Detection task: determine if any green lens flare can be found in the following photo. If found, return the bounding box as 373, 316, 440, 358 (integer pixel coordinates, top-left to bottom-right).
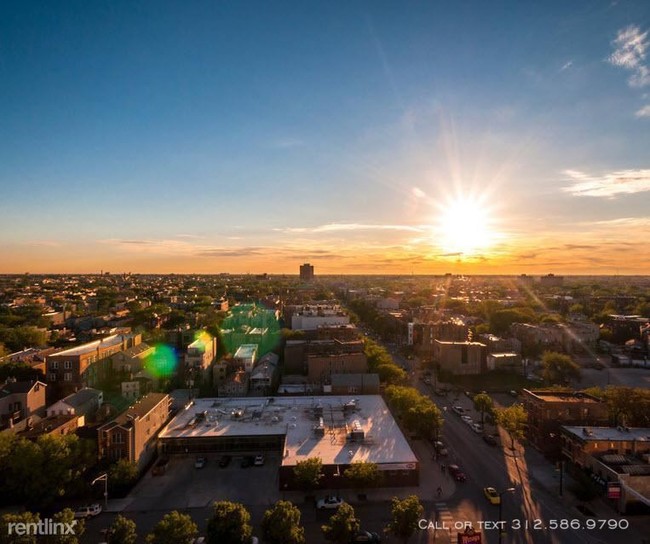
146, 344, 178, 378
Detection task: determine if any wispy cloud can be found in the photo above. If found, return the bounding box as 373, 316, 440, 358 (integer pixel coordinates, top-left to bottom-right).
274, 223, 426, 234
270, 137, 305, 149
608, 25, 650, 88
635, 104, 650, 117
562, 168, 650, 197
559, 60, 573, 72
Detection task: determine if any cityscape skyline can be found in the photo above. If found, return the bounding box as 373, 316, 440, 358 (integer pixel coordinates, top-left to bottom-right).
1, 2, 649, 275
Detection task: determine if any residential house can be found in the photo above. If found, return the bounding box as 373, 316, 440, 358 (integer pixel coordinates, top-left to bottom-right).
0, 379, 46, 431
46, 387, 103, 425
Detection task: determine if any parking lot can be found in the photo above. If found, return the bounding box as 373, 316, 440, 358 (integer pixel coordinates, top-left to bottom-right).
124, 453, 282, 512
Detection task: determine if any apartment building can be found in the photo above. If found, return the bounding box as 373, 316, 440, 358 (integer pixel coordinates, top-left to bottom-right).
97, 392, 171, 471
433, 340, 487, 375
523, 389, 609, 459
46, 333, 141, 401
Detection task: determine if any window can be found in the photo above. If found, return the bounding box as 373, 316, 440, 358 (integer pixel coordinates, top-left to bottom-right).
64, 373, 72, 382
64, 361, 72, 369
113, 433, 124, 444
49, 373, 57, 382
51, 362, 59, 370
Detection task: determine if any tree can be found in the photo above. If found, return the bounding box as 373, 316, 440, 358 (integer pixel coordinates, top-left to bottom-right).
376, 364, 407, 385
261, 501, 305, 544
105, 515, 137, 544
0, 511, 40, 544
145, 511, 198, 544
206, 501, 252, 544
108, 459, 139, 495
541, 352, 581, 385
387, 495, 424, 544
495, 404, 528, 450
292, 457, 323, 494
473, 393, 494, 425
343, 462, 382, 495
321, 503, 359, 543
44, 508, 85, 544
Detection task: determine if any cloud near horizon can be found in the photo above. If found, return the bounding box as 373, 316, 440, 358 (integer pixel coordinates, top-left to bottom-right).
562, 169, 650, 197
274, 223, 427, 234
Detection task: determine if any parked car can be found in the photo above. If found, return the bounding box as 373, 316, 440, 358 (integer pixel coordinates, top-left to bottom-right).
452, 406, 464, 415
254, 455, 265, 466
471, 423, 483, 434
483, 434, 498, 446
461, 415, 473, 425
423, 378, 431, 385
194, 456, 207, 469
219, 455, 232, 468
316, 495, 344, 510
351, 530, 381, 542
74, 504, 102, 519
483, 486, 500, 505
433, 441, 448, 456
448, 464, 467, 482
240, 456, 254, 468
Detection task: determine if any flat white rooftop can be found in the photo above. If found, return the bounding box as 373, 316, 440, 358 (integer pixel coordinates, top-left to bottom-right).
563, 426, 650, 442
159, 395, 417, 468
234, 344, 258, 359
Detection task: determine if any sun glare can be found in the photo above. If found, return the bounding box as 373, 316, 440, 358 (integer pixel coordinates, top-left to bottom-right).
435, 196, 496, 256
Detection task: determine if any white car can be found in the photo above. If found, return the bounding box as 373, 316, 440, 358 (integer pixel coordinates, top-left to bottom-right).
452, 406, 464, 415
74, 504, 102, 519
461, 415, 473, 425
316, 495, 344, 510
471, 423, 483, 434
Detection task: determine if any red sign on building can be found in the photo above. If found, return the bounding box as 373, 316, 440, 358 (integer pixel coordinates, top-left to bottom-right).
607, 482, 621, 499
458, 529, 482, 544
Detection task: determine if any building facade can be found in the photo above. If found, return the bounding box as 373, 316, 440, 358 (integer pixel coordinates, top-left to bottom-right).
97, 392, 171, 471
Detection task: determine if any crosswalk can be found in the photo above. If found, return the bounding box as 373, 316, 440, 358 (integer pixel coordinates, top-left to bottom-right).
435, 501, 454, 530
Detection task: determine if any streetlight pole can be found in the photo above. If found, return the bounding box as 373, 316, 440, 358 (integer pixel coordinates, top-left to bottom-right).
92, 473, 108, 510
498, 487, 516, 544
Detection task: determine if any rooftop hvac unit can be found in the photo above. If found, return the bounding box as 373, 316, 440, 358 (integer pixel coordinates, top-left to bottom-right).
314, 417, 325, 437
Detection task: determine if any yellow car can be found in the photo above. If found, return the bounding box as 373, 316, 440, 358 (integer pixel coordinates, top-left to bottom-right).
483, 487, 500, 505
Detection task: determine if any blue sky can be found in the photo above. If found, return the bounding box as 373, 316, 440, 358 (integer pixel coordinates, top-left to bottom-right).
1, 1, 648, 273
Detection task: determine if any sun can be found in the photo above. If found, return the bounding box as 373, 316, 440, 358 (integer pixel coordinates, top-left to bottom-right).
435, 196, 496, 256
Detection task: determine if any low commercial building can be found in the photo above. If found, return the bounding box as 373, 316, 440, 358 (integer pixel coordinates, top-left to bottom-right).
158, 395, 418, 490
561, 426, 650, 514
487, 352, 521, 371
307, 340, 367, 384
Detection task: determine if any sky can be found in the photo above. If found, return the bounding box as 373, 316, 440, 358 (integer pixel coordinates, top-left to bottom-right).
0, 1, 648, 275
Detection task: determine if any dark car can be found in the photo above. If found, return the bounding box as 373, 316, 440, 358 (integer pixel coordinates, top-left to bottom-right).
351, 530, 381, 543
219, 455, 232, 468
240, 456, 253, 468
448, 464, 467, 482
483, 434, 498, 446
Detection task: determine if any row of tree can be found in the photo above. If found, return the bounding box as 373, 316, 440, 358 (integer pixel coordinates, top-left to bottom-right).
384, 385, 444, 440
44, 495, 425, 544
